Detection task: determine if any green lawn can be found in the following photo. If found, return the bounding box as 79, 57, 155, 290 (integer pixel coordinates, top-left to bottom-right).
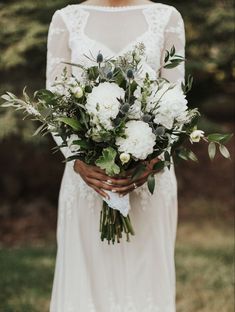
0, 222, 234, 312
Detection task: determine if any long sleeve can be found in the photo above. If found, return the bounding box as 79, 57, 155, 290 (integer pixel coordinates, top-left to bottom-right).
46, 11, 71, 158
160, 8, 186, 85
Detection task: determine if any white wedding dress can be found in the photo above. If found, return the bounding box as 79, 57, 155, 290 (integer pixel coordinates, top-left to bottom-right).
46, 2, 185, 312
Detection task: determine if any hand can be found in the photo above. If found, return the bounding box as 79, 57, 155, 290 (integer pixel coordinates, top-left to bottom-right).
73, 159, 132, 199
113, 157, 160, 197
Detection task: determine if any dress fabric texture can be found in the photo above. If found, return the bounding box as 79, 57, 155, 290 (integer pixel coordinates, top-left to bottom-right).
46, 3, 185, 312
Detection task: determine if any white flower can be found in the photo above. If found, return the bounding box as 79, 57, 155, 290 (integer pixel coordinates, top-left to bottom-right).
72, 86, 83, 98
86, 82, 125, 130
116, 120, 155, 160
153, 83, 188, 129
120, 153, 130, 164
190, 129, 205, 143
67, 134, 80, 153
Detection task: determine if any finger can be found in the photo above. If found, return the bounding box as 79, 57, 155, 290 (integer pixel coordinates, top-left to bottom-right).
106, 177, 133, 186
92, 186, 110, 200
119, 178, 149, 196
86, 181, 110, 199
86, 177, 115, 192
87, 171, 112, 182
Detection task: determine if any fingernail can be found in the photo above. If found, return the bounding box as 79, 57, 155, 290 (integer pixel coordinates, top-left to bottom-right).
119, 194, 123, 198
111, 189, 117, 193
107, 180, 112, 184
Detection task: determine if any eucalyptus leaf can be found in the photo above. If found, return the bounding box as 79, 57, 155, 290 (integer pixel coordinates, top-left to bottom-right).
153, 160, 165, 172
147, 174, 155, 195
57, 117, 82, 131
208, 142, 216, 160
219, 145, 230, 159
188, 151, 198, 162
131, 163, 146, 180
207, 133, 233, 144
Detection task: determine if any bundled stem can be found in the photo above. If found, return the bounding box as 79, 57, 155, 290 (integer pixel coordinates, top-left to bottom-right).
100, 202, 135, 244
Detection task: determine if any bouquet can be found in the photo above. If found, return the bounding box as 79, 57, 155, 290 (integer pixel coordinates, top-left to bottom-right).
1, 43, 232, 244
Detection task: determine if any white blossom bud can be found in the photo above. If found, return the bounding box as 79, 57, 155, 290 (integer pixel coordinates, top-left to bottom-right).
120, 153, 130, 165
72, 86, 83, 99
190, 129, 205, 143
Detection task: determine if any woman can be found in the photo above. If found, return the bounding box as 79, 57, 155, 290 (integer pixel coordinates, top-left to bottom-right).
46, 0, 185, 311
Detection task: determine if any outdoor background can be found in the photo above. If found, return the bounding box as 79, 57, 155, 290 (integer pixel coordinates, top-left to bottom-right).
0, 0, 234, 311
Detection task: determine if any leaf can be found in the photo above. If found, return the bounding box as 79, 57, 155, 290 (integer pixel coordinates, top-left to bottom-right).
219, 145, 230, 159
164, 50, 170, 63
35, 89, 55, 101
153, 160, 165, 172
208, 142, 216, 160
95, 147, 120, 176
57, 117, 82, 131
147, 174, 155, 195
131, 163, 146, 180
188, 151, 198, 162
33, 123, 45, 136
1, 94, 12, 101
207, 133, 233, 144
73, 140, 91, 150
170, 45, 176, 57
178, 148, 190, 161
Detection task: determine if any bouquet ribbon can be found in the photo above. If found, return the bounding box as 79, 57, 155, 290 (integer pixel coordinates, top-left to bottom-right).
103, 192, 130, 217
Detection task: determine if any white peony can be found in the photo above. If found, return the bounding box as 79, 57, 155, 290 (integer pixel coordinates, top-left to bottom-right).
153, 83, 188, 129
86, 82, 125, 130
116, 120, 155, 160
190, 129, 205, 143
67, 134, 80, 153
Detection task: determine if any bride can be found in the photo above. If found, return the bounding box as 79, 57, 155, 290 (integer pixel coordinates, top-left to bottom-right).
46, 0, 185, 311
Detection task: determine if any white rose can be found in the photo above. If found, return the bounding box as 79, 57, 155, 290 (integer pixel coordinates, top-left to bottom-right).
67, 134, 80, 152
153, 83, 188, 129
86, 82, 125, 130
116, 120, 155, 160
190, 129, 205, 143
120, 153, 131, 164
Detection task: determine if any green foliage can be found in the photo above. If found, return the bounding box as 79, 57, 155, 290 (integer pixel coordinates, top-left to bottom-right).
95, 147, 120, 176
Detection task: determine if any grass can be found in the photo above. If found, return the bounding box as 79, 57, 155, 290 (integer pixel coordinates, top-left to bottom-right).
0, 221, 234, 312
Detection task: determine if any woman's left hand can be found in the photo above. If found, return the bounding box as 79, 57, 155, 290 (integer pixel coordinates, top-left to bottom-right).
108, 157, 160, 196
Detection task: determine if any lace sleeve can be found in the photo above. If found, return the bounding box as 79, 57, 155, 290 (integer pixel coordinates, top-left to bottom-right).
46, 10, 71, 158
160, 8, 185, 85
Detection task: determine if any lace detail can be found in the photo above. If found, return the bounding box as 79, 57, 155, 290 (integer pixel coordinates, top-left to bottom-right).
47, 51, 66, 76
58, 4, 173, 72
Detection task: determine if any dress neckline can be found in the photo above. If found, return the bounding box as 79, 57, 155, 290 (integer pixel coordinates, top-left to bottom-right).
77, 3, 157, 12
